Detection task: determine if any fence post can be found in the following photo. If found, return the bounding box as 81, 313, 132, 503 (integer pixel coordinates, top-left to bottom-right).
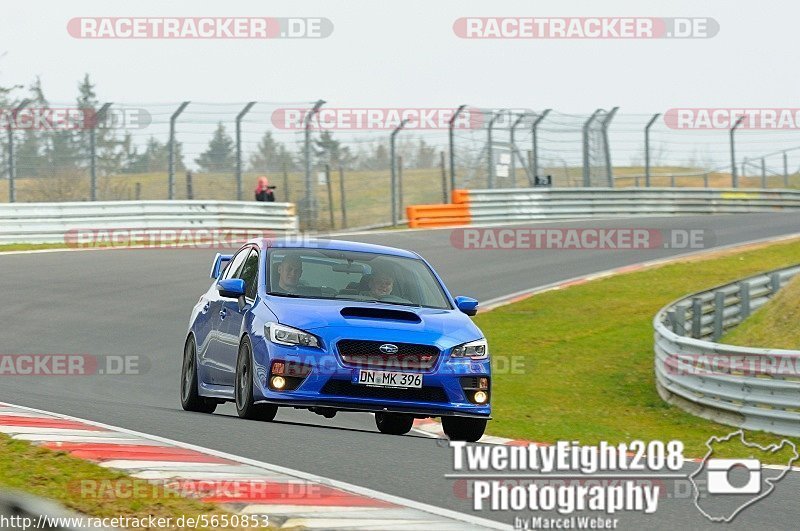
691, 297, 702, 338
783, 151, 789, 188
325, 164, 334, 229
703, 173, 709, 188
601, 107, 619, 187
582, 109, 602, 187
390, 118, 409, 226
487, 112, 502, 189
531, 109, 550, 186
235, 102, 256, 201
739, 281, 750, 319
185, 170, 193, 200
135, 182, 141, 200
89, 103, 112, 201
770, 272, 782, 294
440, 151, 448, 203
730, 116, 745, 188
282, 162, 290, 202
761, 157, 767, 188
6, 99, 30, 203
303, 100, 326, 230
712, 291, 725, 340
338, 166, 347, 228
673, 304, 687, 336
644, 113, 660, 188
448, 104, 467, 193
398, 155, 404, 216
168, 101, 190, 200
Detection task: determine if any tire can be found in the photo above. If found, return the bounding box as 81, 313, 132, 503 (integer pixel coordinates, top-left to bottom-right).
235, 336, 278, 421
181, 335, 217, 413
374, 412, 414, 435
442, 417, 487, 442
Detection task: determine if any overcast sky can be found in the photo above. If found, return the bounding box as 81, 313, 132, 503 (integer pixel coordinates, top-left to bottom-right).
1, 0, 797, 111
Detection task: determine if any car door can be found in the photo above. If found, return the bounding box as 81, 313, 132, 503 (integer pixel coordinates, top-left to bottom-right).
203, 246, 249, 385
217, 246, 260, 386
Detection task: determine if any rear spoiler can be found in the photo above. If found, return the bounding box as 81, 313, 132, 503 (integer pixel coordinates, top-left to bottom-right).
210, 253, 233, 279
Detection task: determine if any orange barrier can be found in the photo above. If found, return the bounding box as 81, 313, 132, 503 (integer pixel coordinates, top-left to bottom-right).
405, 203, 471, 228
451, 189, 469, 204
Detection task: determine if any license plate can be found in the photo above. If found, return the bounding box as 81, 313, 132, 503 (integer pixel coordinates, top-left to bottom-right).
354, 369, 422, 388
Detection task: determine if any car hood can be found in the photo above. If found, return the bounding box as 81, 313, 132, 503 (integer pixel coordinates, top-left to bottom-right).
264, 297, 483, 349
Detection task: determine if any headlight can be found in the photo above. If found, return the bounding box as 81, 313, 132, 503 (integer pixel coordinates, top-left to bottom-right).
451, 339, 488, 360
265, 322, 320, 348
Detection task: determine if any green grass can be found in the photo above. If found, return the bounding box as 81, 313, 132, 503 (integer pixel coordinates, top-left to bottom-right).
722, 274, 800, 349
476, 238, 800, 461
0, 434, 271, 530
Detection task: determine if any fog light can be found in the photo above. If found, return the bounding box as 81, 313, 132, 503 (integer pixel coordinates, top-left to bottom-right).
271, 376, 286, 390
272, 361, 285, 375
473, 391, 488, 404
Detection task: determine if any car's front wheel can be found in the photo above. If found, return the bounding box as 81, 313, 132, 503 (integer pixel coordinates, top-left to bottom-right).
181, 335, 217, 414
235, 336, 278, 421
442, 417, 486, 442
375, 412, 414, 435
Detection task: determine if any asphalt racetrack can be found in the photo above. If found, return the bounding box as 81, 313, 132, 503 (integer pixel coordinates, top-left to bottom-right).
1, 213, 799, 529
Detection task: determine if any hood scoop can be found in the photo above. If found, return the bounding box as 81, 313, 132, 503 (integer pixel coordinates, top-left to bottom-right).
340, 306, 421, 323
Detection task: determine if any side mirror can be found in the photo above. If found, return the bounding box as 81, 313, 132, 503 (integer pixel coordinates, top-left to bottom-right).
217, 278, 245, 299
454, 296, 479, 316
210, 253, 233, 279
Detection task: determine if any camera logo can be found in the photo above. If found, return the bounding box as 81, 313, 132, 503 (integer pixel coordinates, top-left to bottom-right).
690, 430, 798, 523
706, 459, 761, 494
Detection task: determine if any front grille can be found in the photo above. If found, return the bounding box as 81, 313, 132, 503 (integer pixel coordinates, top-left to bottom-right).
321, 379, 449, 403
337, 339, 439, 371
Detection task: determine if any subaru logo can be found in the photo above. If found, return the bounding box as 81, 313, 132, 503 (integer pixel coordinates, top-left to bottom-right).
379, 343, 399, 354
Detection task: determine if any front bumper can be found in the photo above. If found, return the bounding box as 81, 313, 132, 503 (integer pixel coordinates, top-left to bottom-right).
251, 337, 492, 418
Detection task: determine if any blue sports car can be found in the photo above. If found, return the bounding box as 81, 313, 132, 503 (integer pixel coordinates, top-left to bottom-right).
181, 238, 490, 441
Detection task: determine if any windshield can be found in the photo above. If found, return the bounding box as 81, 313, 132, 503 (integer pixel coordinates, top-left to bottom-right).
267, 248, 452, 310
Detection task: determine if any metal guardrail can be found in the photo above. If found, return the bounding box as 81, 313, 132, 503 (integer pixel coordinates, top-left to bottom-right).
462, 188, 800, 223
406, 188, 800, 227
0, 200, 298, 244
653, 264, 800, 437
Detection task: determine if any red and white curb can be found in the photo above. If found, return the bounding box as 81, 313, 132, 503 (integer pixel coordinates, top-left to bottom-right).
0, 402, 508, 530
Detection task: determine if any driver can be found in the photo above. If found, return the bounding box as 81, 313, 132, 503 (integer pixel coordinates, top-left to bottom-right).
276, 252, 303, 293
364, 263, 396, 299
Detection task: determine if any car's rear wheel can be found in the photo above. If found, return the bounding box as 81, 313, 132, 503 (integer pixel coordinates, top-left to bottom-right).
181, 335, 217, 413
374, 412, 414, 435
235, 337, 278, 421
442, 417, 487, 442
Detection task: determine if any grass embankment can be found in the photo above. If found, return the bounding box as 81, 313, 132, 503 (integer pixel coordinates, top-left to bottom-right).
0, 434, 270, 530
722, 274, 800, 349
477, 238, 800, 460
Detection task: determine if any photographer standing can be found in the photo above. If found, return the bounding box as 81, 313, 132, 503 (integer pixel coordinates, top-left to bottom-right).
254, 176, 275, 202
